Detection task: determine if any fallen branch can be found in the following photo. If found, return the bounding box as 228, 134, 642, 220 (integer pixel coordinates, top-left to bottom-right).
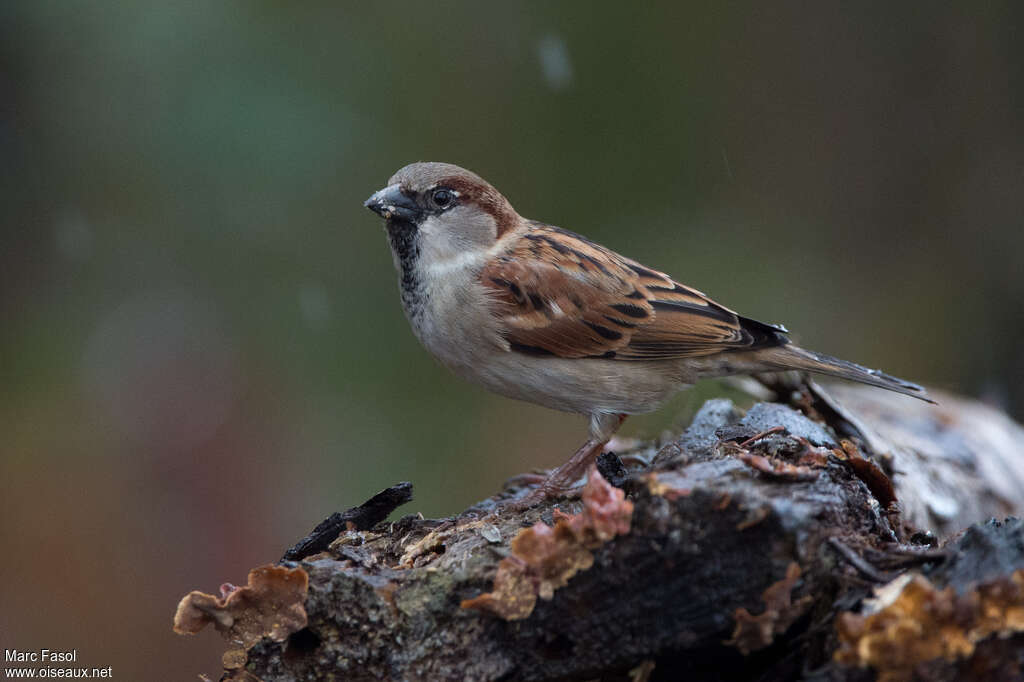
175, 382, 1024, 681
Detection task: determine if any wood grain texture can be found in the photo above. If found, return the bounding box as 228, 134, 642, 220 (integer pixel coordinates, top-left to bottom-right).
203, 382, 1024, 681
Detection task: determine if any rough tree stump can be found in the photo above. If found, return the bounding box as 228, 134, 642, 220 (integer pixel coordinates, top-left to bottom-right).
174, 380, 1024, 681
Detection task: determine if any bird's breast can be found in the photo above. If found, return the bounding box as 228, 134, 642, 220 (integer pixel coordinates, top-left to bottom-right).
393, 251, 504, 374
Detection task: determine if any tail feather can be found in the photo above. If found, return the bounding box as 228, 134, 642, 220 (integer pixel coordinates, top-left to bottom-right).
744, 344, 934, 403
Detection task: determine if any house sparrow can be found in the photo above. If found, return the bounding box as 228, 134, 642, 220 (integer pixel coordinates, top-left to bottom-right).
364, 162, 930, 505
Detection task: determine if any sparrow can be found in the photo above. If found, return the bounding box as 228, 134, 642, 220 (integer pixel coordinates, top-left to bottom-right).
364, 162, 931, 505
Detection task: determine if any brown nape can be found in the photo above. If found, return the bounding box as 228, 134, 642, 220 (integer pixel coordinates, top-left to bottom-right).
442, 175, 520, 237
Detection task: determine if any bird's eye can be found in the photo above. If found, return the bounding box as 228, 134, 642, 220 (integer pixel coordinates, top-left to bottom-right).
431, 188, 455, 209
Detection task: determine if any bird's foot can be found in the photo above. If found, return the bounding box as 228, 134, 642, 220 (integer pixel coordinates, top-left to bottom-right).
502, 471, 548, 489
497, 414, 628, 513
738, 425, 787, 449
498, 482, 580, 513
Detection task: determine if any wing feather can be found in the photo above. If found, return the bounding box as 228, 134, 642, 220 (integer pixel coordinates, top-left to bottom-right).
481, 225, 787, 360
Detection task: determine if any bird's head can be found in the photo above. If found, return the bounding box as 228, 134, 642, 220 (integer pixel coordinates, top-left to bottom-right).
364, 162, 520, 265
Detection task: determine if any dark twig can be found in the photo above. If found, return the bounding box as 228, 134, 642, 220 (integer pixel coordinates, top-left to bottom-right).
281, 482, 413, 562
827, 537, 890, 583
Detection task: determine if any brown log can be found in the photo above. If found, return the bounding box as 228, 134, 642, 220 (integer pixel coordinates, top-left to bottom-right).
175, 381, 1024, 681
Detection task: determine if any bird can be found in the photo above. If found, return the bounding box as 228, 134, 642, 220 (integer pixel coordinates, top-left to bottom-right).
363, 161, 931, 506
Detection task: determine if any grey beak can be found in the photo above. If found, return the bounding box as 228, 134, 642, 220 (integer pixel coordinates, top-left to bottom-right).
364, 184, 421, 222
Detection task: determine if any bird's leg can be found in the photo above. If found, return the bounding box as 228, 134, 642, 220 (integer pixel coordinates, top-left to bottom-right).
509, 413, 627, 509
738, 425, 787, 449
502, 472, 548, 487
530, 437, 607, 498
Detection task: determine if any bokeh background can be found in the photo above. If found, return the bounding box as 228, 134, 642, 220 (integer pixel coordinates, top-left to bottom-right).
3, 2, 1023, 678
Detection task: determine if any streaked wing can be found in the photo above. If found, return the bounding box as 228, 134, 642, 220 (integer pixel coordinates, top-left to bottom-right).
480, 225, 786, 360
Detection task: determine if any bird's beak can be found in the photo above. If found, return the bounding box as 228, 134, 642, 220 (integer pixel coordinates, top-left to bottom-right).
363, 184, 420, 222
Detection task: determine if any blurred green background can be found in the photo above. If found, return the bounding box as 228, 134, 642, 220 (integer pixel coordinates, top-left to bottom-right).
2, 2, 1022, 678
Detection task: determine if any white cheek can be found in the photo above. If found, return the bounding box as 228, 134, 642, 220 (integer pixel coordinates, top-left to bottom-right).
417, 214, 444, 239
449, 205, 499, 244
418, 209, 498, 267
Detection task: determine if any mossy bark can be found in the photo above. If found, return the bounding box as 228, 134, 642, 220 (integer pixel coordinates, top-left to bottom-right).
207, 381, 1024, 681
